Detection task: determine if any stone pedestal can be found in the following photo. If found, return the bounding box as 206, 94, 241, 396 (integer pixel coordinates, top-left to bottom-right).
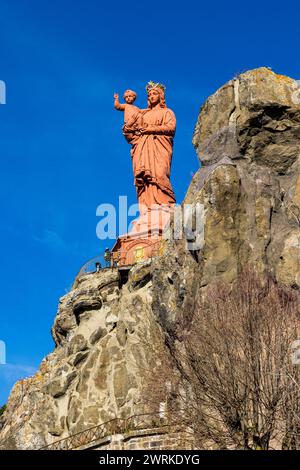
111, 206, 172, 266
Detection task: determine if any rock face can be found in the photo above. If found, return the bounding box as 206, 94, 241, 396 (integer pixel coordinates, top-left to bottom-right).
0, 264, 178, 448
189, 67, 300, 286
0, 68, 299, 449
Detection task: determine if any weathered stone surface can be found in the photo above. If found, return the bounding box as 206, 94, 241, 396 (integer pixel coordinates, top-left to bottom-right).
116, 321, 128, 346
89, 326, 107, 344
72, 351, 89, 367
128, 261, 152, 291
193, 68, 300, 166
189, 67, 300, 286
1, 68, 299, 449
113, 362, 137, 407
48, 370, 77, 398
276, 229, 300, 287
68, 335, 88, 355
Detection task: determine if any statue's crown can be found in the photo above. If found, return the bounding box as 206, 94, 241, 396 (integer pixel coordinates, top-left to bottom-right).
146, 80, 166, 93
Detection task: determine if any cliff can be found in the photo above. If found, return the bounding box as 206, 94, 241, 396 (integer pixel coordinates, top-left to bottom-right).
1, 68, 299, 449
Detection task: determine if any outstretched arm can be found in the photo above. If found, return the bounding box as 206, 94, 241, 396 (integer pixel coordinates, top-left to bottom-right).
114, 93, 125, 111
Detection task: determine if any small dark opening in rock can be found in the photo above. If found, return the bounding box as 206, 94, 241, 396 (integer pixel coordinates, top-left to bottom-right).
118, 268, 130, 288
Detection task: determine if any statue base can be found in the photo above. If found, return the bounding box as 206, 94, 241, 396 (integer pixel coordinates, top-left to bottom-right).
111, 206, 172, 266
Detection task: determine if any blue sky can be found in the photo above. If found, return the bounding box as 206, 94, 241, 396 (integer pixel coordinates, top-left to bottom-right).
0, 0, 299, 405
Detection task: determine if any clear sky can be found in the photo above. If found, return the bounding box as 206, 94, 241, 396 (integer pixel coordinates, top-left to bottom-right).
0, 0, 299, 405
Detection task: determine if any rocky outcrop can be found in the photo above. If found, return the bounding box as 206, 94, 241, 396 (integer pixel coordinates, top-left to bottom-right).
189, 67, 300, 286
0, 264, 177, 448
0, 68, 299, 449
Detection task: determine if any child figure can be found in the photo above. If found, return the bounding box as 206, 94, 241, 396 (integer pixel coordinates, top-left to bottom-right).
114, 90, 147, 141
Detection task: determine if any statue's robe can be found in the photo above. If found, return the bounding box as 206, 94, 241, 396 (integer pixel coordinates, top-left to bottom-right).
129, 106, 176, 211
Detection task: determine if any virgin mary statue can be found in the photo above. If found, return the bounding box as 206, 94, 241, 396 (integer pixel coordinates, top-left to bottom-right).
123, 81, 176, 217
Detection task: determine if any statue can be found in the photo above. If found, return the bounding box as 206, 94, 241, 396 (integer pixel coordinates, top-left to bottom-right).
115, 81, 176, 212
112, 81, 176, 264
113, 90, 143, 142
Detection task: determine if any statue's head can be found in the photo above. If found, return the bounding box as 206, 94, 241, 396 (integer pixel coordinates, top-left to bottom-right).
146, 81, 166, 108
123, 89, 137, 104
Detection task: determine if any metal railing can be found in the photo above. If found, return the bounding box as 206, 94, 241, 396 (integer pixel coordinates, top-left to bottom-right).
76, 241, 165, 280
77, 255, 111, 277
40, 413, 173, 451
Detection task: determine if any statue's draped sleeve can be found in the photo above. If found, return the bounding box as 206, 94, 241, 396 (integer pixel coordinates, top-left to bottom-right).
144, 109, 176, 135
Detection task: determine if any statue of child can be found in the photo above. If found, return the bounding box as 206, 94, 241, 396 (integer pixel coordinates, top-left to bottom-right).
113, 90, 147, 140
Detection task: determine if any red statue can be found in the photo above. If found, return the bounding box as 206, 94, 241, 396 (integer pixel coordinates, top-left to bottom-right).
112, 81, 176, 265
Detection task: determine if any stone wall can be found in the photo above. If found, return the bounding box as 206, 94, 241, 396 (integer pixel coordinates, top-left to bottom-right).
79, 427, 195, 451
